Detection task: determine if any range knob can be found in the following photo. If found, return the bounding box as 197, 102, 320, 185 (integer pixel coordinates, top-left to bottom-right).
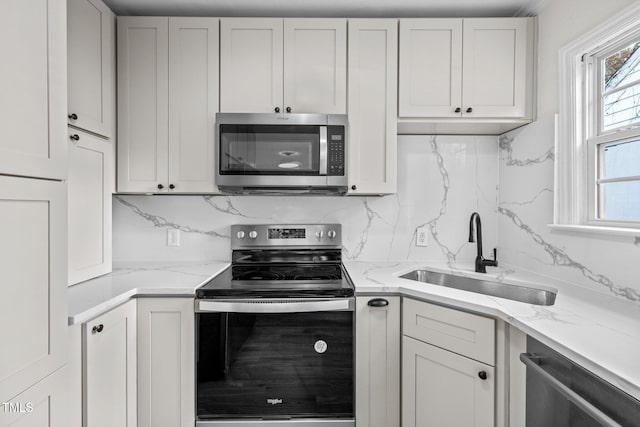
327, 230, 337, 239
236, 231, 245, 239
315, 230, 324, 239
249, 230, 258, 239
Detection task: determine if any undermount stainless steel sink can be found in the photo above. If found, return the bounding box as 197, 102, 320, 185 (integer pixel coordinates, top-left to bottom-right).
399, 269, 557, 306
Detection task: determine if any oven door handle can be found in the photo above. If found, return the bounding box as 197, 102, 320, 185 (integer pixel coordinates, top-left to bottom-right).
196, 298, 354, 313
520, 353, 623, 427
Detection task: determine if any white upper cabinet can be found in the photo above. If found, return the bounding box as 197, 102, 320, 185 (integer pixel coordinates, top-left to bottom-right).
462, 18, 529, 118
283, 19, 346, 114
220, 18, 283, 114
0, 0, 67, 180
117, 17, 169, 193
0, 176, 67, 403
67, 0, 114, 137
68, 128, 112, 285
399, 19, 462, 118
168, 18, 219, 193
220, 18, 346, 114
117, 17, 219, 193
398, 17, 535, 134
348, 19, 398, 195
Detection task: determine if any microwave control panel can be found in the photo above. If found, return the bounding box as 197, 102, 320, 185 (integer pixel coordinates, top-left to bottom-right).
327, 126, 345, 176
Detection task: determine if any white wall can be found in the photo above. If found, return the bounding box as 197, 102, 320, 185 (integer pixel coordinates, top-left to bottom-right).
498, 0, 640, 304
537, 0, 636, 116
113, 135, 499, 264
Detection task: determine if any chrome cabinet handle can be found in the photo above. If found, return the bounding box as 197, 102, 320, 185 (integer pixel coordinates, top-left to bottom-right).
478, 371, 487, 380
92, 324, 104, 334
68, 113, 78, 120
286, 106, 292, 113
69, 134, 80, 141
274, 107, 280, 113
466, 107, 473, 113
455, 107, 461, 113
520, 353, 623, 427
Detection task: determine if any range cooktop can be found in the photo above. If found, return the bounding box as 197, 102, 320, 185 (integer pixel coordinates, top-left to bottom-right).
195, 224, 354, 299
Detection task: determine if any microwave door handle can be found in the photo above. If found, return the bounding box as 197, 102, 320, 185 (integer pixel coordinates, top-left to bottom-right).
520, 353, 623, 427
319, 126, 328, 175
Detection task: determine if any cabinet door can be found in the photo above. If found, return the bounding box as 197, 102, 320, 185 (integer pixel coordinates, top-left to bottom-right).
67, 0, 114, 137
402, 336, 494, 427
462, 18, 529, 118
0, 367, 69, 427
137, 298, 194, 427
68, 128, 112, 285
0, 176, 67, 404
83, 300, 137, 427
399, 19, 463, 118
168, 18, 219, 193
117, 17, 169, 193
348, 19, 398, 195
220, 18, 283, 113
0, 0, 66, 180
355, 297, 400, 427
283, 19, 346, 114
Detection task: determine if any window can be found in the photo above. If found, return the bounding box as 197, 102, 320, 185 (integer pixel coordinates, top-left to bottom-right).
557, 3, 640, 233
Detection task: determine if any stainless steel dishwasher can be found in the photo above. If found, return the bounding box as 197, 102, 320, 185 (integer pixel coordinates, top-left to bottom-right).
520, 337, 640, 427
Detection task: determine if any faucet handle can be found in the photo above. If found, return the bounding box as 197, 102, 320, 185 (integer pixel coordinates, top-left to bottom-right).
493, 248, 497, 261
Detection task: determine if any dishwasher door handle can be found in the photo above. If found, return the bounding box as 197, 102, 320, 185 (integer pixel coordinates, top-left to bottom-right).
520, 353, 623, 427
197, 298, 354, 313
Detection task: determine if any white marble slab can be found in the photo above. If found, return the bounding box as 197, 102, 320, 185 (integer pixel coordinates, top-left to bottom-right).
67, 261, 229, 325
344, 260, 640, 401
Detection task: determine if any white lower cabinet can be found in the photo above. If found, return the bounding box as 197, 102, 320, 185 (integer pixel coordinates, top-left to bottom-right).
402, 336, 494, 427
0, 366, 70, 427
355, 296, 400, 427
83, 300, 137, 427
137, 298, 194, 427
401, 298, 496, 427
0, 176, 67, 404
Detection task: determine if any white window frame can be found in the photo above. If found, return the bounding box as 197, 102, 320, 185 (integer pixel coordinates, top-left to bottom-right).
555, 2, 640, 236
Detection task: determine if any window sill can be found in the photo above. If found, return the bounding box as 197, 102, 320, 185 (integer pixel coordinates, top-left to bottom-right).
548, 223, 640, 238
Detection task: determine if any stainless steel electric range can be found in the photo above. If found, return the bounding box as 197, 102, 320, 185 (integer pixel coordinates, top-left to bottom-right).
195, 224, 355, 427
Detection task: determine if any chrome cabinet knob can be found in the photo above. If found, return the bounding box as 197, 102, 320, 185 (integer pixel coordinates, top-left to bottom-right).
327, 230, 336, 239
249, 230, 258, 239
237, 231, 245, 239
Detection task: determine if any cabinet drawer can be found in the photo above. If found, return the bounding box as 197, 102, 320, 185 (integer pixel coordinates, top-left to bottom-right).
402, 298, 495, 365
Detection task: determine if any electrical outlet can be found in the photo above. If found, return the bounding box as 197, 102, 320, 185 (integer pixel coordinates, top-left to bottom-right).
167, 229, 180, 247
416, 227, 428, 247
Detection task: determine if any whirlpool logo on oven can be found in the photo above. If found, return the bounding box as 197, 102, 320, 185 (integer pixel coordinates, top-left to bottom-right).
266, 398, 283, 405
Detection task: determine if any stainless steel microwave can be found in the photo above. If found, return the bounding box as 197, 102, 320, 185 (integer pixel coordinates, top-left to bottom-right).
215, 113, 348, 195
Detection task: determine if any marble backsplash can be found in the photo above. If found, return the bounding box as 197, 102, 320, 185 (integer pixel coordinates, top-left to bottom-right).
113, 135, 499, 264
498, 113, 640, 303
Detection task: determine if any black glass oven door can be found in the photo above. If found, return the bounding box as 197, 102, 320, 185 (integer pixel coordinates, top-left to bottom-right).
219, 125, 321, 175
196, 310, 353, 420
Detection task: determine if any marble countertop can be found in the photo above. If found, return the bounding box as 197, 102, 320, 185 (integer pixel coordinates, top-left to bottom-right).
67, 261, 229, 325
68, 259, 640, 400
344, 260, 640, 401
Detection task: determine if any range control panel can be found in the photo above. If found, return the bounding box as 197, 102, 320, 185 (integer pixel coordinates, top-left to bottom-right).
231, 224, 342, 249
